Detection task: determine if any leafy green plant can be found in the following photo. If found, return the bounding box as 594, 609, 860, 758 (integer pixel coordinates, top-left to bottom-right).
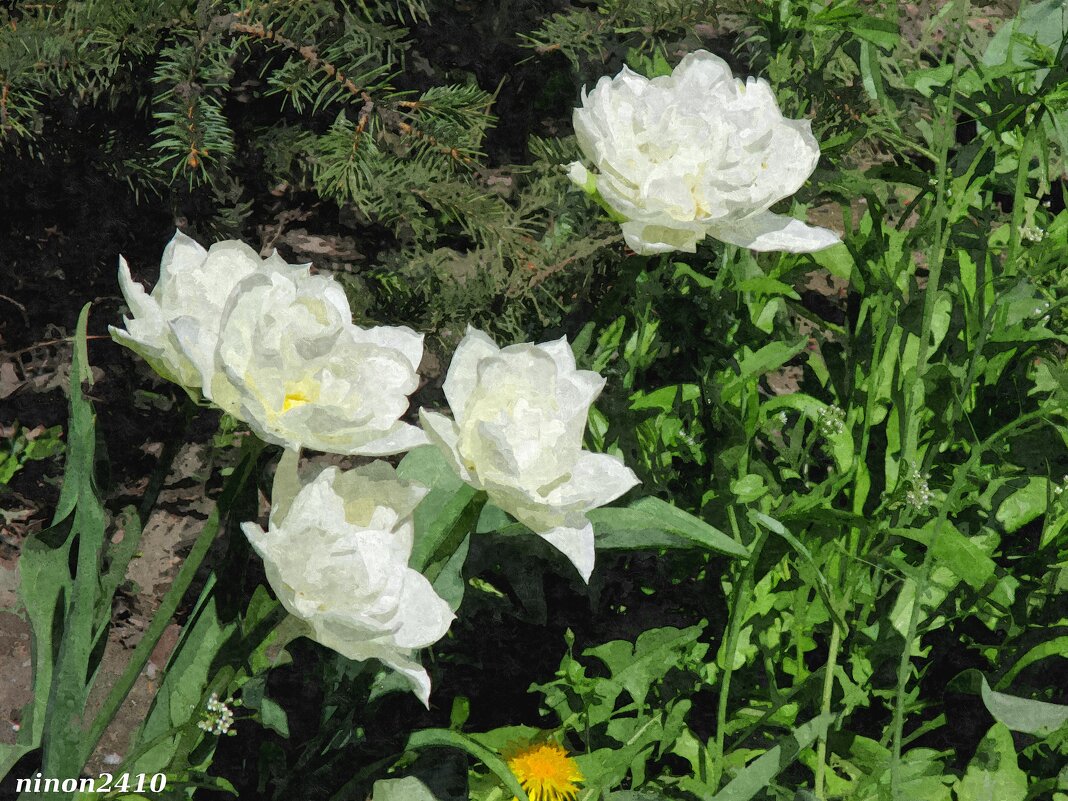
0, 423, 63, 486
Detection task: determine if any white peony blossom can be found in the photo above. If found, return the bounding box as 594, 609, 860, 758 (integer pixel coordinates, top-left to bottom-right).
208, 266, 428, 456
569, 50, 841, 255
109, 231, 302, 393
420, 327, 640, 582
242, 450, 454, 706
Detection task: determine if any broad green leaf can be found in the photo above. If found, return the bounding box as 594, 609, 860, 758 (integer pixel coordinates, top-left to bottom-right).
730, 474, 768, 503
994, 478, 1048, 533
585, 626, 705, 710
588, 497, 748, 558
258, 697, 290, 739
371, 777, 439, 801
980, 676, 1068, 736
396, 444, 463, 490
128, 588, 236, 774
929, 523, 996, 591
402, 442, 480, 577
467, 725, 542, 753
431, 533, 470, 611
955, 723, 1027, 801
409, 481, 482, 577
17, 304, 111, 782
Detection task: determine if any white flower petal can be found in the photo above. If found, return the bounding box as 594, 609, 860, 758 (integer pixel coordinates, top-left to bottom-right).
159, 230, 208, 283
442, 327, 500, 418
549, 451, 640, 511
620, 221, 703, 255
709, 212, 842, 253
419, 409, 473, 483
112, 230, 304, 395
350, 422, 431, 457
538, 521, 596, 583
378, 652, 434, 709
351, 325, 425, 373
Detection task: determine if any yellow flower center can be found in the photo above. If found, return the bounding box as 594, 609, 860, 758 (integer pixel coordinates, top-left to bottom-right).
506, 742, 583, 801
281, 379, 319, 413
282, 390, 312, 412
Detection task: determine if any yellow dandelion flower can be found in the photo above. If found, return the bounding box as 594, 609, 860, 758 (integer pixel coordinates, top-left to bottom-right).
505, 741, 583, 801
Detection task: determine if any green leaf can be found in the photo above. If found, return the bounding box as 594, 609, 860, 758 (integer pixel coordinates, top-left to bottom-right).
994, 478, 1048, 533
258, 697, 290, 739
431, 533, 470, 611
371, 777, 440, 801
929, 523, 996, 591
721, 339, 807, 403
997, 636, 1068, 688
955, 723, 1027, 801
588, 497, 748, 558
397, 445, 464, 490
409, 480, 481, 576
730, 474, 768, 503
710, 714, 833, 800
406, 728, 530, 801
128, 588, 237, 774
980, 676, 1068, 737
585, 626, 704, 710
16, 304, 111, 781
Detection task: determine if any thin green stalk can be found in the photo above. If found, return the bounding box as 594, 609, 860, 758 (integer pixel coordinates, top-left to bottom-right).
79, 435, 266, 767
890, 409, 1054, 797
813, 617, 841, 799
710, 515, 767, 790
890, 6, 968, 788
1004, 123, 1038, 277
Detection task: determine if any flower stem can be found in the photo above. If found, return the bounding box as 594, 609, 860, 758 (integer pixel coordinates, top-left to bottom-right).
710, 513, 766, 789
80, 435, 266, 768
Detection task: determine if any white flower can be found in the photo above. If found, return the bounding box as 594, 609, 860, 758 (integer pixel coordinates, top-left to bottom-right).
242, 450, 454, 706
419, 327, 640, 582
208, 267, 428, 456
109, 230, 302, 393
569, 51, 841, 255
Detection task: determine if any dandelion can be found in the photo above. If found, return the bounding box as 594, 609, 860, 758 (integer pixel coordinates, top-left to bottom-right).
197, 693, 237, 736
505, 741, 583, 801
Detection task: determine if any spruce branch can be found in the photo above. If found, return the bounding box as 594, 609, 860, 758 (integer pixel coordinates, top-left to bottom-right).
230, 20, 369, 102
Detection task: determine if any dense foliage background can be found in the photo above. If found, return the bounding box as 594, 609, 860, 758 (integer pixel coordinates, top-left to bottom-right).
1, 1, 1067, 800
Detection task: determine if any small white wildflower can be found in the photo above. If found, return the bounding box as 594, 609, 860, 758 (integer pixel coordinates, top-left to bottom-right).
905, 468, 933, 511
197, 693, 237, 736
817, 405, 845, 437
778, 411, 788, 426
1020, 225, 1045, 243
1054, 475, 1067, 497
